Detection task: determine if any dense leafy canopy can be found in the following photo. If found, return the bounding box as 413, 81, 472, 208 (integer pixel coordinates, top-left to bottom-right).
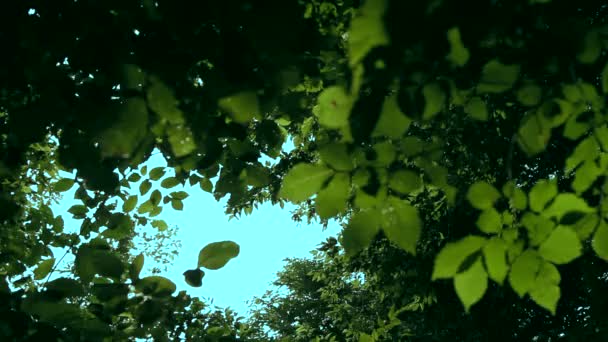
2, 0, 608, 340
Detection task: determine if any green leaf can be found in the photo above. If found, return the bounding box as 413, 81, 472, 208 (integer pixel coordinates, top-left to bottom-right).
432, 236, 487, 279
127, 173, 141, 182
347, 0, 389, 67
34, 258, 55, 280
280, 163, 334, 203
76, 246, 125, 283
161, 177, 180, 189
482, 238, 508, 284
45, 278, 85, 298
139, 179, 152, 195
592, 220, 608, 261
342, 209, 381, 257
577, 30, 601, 64
477, 60, 520, 93
565, 136, 599, 173
516, 84, 542, 106
464, 96, 488, 121
602, 62, 608, 94
517, 113, 551, 156
381, 197, 421, 255
528, 179, 557, 212
476, 208, 503, 234
388, 170, 421, 195
97, 97, 148, 158
199, 177, 213, 192
508, 250, 541, 297
521, 212, 555, 246
422, 83, 446, 120
198, 241, 240, 270
244, 164, 270, 187
137, 200, 154, 214
319, 143, 354, 171
529, 261, 561, 314
466, 181, 501, 210
372, 94, 411, 138
130, 254, 144, 281
171, 191, 189, 200
218, 91, 260, 124
171, 199, 184, 211
538, 226, 582, 264
147, 76, 184, 124
53, 178, 75, 192
313, 86, 353, 128
136, 276, 176, 297
68, 204, 88, 217
122, 195, 138, 212
183, 268, 205, 287
315, 173, 350, 220
446, 27, 470, 67
151, 220, 168, 231
502, 181, 527, 210
149, 167, 165, 181
454, 259, 488, 312
167, 124, 196, 157
542, 193, 594, 221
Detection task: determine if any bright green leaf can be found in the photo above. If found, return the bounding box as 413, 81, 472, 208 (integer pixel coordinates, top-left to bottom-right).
446, 27, 470, 67
53, 178, 75, 192
319, 143, 354, 171
517, 113, 551, 156
372, 94, 411, 138
151, 220, 168, 231
347, 0, 389, 67
454, 259, 488, 312
280, 163, 334, 203
422, 83, 446, 120
592, 220, 608, 261
509, 250, 541, 297
542, 193, 594, 221
122, 195, 138, 212
538, 226, 582, 264
432, 236, 487, 279
476, 208, 503, 234
482, 238, 508, 284
528, 179, 557, 213
466, 181, 501, 210
314, 86, 353, 128
342, 209, 381, 257
315, 173, 350, 220
218, 91, 260, 124
388, 169, 421, 194
381, 197, 421, 255
171, 199, 184, 211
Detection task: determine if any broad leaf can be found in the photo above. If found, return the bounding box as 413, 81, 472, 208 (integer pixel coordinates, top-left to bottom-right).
315, 173, 350, 219
280, 163, 333, 203
388, 170, 421, 195
592, 220, 608, 261
466, 181, 501, 210
342, 209, 381, 257
381, 197, 421, 255
454, 259, 488, 312
529, 261, 561, 315
538, 226, 582, 264
34, 258, 55, 280
476, 208, 503, 234
347, 0, 388, 67
542, 193, 594, 221
432, 236, 487, 279
198, 241, 240, 270
528, 179, 557, 212
477, 60, 520, 93
464, 96, 488, 121
313, 86, 353, 128
136, 276, 176, 297
149, 167, 165, 181
122, 195, 138, 212
372, 94, 411, 138
446, 27, 470, 67
161, 177, 180, 189
53, 178, 75, 192
482, 238, 508, 284
218, 91, 260, 124
319, 143, 354, 171
508, 250, 541, 297
130, 254, 144, 281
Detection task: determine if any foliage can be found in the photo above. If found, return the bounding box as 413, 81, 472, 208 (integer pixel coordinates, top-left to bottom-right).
2, 0, 608, 340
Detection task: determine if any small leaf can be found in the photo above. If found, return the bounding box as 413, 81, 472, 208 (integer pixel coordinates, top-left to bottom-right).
151, 220, 169, 231
198, 241, 240, 270
319, 143, 354, 171
592, 220, 608, 261
372, 94, 411, 138
127, 173, 141, 182
122, 195, 138, 212
446, 27, 470, 67
34, 258, 55, 280
476, 209, 503, 234
454, 259, 488, 312
422, 83, 446, 120
279, 163, 334, 203
313, 86, 353, 128
171, 191, 189, 200
477, 59, 520, 93
149, 167, 165, 181
482, 238, 508, 284
183, 269, 205, 287
528, 179, 557, 212
502, 181, 527, 210
161, 177, 180, 189
538, 226, 582, 264
466, 181, 501, 210
517, 113, 551, 156
68, 204, 88, 217
342, 209, 381, 257
139, 179, 152, 195
509, 250, 541, 297
171, 199, 184, 211
199, 178, 213, 192
432, 236, 487, 279
53, 178, 75, 192
315, 173, 350, 220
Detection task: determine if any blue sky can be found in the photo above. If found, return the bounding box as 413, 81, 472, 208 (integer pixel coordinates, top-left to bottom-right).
51, 149, 341, 317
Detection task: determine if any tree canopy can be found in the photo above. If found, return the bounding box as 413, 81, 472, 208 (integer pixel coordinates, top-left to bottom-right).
1, 0, 608, 340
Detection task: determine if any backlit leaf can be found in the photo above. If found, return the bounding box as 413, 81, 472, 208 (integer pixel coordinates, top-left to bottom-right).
280, 163, 333, 203
432, 236, 487, 279
218, 91, 260, 124
34, 258, 55, 280
592, 220, 608, 261
139, 179, 152, 195
542, 193, 594, 221
319, 143, 354, 171
476, 208, 502, 234
372, 94, 411, 138
149, 167, 165, 181
477, 60, 520, 93
381, 197, 421, 255
315, 173, 350, 219
161, 177, 180, 189
130, 254, 144, 281
454, 259, 488, 312
314, 86, 353, 128
509, 250, 541, 297
388, 170, 421, 194
538, 226, 582, 264
446, 27, 470, 67
122, 195, 138, 212
482, 238, 508, 284
347, 0, 389, 66
528, 179, 557, 213
466, 181, 501, 210
198, 241, 240, 270
342, 209, 381, 257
